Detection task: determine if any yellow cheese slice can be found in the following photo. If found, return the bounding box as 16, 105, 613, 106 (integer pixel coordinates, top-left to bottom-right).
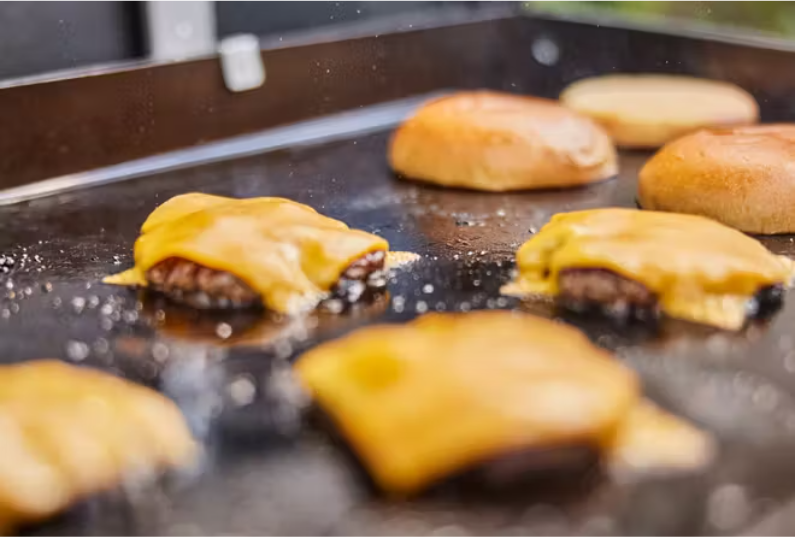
296, 311, 639, 496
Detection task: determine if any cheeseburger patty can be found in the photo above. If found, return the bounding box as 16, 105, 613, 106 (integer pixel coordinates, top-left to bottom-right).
147, 250, 387, 310
557, 268, 784, 323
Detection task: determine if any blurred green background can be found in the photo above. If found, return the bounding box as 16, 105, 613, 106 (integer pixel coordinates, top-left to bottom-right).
525, 2, 795, 39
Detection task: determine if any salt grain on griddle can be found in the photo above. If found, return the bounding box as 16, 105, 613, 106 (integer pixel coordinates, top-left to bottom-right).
71, 296, 86, 314
215, 322, 233, 339
151, 342, 170, 362
65, 340, 90, 362
227, 375, 256, 407
93, 338, 110, 355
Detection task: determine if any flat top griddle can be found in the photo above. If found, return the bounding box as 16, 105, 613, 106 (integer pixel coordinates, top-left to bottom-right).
4, 119, 795, 536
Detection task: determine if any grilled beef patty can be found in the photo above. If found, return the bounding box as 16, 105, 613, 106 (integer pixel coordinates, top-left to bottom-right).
557, 268, 784, 323
146, 250, 387, 310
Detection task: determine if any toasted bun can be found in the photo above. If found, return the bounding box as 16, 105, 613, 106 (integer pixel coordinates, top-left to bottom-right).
560, 75, 759, 148
388, 91, 618, 192
639, 125, 795, 234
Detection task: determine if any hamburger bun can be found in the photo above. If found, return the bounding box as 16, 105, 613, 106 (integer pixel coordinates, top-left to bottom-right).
560, 74, 759, 148
388, 91, 617, 192
638, 125, 795, 234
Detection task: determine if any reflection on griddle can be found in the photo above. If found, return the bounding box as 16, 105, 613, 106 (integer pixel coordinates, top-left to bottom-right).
138, 292, 390, 350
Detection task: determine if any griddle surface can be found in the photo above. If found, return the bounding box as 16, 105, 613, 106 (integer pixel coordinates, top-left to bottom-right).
6, 129, 795, 536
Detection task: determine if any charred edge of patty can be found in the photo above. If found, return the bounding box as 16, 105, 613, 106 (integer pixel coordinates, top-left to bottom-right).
747, 283, 785, 320
556, 268, 785, 324
145, 250, 387, 310
307, 406, 600, 499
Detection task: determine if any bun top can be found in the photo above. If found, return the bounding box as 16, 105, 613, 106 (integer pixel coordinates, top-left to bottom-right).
638, 125, 795, 234
560, 75, 759, 147
409, 91, 615, 169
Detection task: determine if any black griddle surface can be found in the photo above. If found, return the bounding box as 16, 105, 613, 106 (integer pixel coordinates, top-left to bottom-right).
6, 129, 795, 536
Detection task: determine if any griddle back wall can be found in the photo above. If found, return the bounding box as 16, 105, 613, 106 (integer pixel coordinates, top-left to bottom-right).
3, 14, 795, 189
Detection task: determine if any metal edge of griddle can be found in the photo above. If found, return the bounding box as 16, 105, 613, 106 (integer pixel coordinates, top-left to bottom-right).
7, 7, 795, 196
0, 92, 446, 206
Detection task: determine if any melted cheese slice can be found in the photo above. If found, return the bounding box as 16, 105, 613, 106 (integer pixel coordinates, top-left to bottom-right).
104, 193, 389, 315
0, 360, 196, 532
503, 208, 794, 330
296, 311, 640, 496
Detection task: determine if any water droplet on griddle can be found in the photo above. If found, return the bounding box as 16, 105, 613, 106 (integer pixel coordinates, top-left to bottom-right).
100, 318, 113, 331
4, 280, 12, 290
9, 304, 19, 314
87, 295, 99, 309
123, 310, 139, 324
52, 296, 62, 308
422, 284, 434, 294
23, 287, 32, 296
0, 309, 9, 320
393, 295, 405, 313
415, 301, 428, 313
434, 301, 446, 311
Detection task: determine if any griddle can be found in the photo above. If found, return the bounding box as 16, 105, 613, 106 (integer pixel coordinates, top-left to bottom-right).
5, 6, 795, 536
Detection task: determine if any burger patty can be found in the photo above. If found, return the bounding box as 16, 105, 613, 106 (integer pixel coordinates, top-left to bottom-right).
146, 250, 387, 310
556, 268, 785, 322
557, 268, 658, 321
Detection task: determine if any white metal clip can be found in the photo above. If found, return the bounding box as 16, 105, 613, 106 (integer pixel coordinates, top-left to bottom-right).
219, 34, 266, 93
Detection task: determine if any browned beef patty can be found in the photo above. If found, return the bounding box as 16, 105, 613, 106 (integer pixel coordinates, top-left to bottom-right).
556, 268, 784, 323
146, 250, 387, 310
557, 268, 658, 321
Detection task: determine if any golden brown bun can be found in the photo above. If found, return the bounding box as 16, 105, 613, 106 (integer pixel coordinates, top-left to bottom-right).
560, 75, 759, 148
388, 91, 618, 192
639, 125, 795, 234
